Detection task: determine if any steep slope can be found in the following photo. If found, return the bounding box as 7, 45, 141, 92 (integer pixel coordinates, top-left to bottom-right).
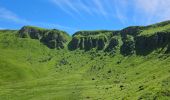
68, 30, 122, 54
0, 21, 170, 100
19, 26, 70, 49
120, 21, 170, 55
0, 30, 53, 82
68, 20, 170, 56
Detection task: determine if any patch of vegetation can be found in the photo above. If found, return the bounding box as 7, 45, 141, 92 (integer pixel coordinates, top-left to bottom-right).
19, 26, 70, 49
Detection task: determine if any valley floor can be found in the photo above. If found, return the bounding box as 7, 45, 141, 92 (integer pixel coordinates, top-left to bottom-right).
0, 48, 170, 100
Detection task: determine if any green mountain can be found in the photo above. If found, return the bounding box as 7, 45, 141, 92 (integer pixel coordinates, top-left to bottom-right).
0, 21, 170, 100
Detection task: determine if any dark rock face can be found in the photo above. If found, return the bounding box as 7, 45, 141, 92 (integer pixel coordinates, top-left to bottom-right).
105, 37, 119, 52
97, 37, 107, 50
121, 26, 142, 37
19, 26, 45, 39
120, 25, 170, 55
121, 35, 135, 55
18, 21, 170, 56
41, 30, 68, 49
68, 35, 108, 51
68, 31, 111, 51
19, 26, 69, 49
68, 37, 80, 50
135, 32, 170, 55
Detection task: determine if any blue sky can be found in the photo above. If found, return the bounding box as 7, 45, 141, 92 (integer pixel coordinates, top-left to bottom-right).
0, 0, 170, 34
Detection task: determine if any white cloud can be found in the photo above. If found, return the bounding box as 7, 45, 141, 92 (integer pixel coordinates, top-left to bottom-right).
115, 8, 127, 25
135, 0, 159, 14
0, 7, 77, 33
75, 0, 94, 15
51, 0, 128, 24
134, 0, 170, 24
50, 0, 110, 17
51, 0, 78, 17
113, 0, 129, 25
92, 0, 108, 16
0, 7, 29, 24
1, 0, 170, 32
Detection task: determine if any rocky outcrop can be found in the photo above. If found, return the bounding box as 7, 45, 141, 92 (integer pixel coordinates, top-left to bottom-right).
68, 31, 113, 51
18, 20, 170, 56
73, 30, 114, 37
19, 26, 69, 49
119, 24, 170, 55
40, 29, 68, 49
120, 26, 143, 37
19, 26, 46, 39
105, 37, 119, 52
68, 35, 108, 51
121, 35, 135, 55
135, 31, 170, 55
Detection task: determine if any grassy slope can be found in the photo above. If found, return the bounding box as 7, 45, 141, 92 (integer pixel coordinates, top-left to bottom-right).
140, 20, 170, 36
0, 28, 170, 100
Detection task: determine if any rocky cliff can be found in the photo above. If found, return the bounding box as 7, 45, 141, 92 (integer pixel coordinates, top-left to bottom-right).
19, 26, 70, 49
18, 21, 170, 56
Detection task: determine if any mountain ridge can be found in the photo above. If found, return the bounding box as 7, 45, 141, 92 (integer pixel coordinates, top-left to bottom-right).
12, 20, 170, 56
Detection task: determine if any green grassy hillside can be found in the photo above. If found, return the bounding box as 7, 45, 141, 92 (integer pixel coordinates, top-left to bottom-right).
0, 21, 170, 100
